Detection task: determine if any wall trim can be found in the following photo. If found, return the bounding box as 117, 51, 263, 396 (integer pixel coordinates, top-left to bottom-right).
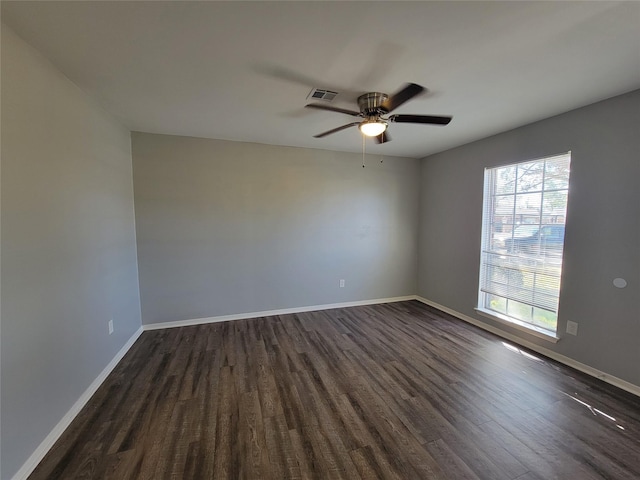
12, 293, 639, 480
13, 295, 411, 479
143, 295, 417, 330
415, 296, 640, 398
11, 326, 144, 480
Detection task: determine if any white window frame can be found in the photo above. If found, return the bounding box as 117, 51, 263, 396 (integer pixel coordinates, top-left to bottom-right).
476, 152, 571, 341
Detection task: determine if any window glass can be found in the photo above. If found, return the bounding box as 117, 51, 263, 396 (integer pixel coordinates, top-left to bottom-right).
478, 152, 571, 334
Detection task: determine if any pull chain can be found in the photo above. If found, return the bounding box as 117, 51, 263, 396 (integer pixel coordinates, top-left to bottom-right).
362, 134, 366, 168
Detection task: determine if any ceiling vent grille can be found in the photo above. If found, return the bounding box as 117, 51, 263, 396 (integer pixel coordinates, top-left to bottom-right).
307, 88, 338, 102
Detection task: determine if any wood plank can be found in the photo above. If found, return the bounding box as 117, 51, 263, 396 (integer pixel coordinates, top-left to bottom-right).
27, 301, 640, 480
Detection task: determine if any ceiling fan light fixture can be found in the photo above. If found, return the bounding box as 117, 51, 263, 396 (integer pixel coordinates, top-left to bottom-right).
359, 119, 387, 137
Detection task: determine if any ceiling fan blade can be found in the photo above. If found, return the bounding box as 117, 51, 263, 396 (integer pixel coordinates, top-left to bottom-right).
305, 103, 362, 117
313, 122, 361, 138
380, 83, 425, 113
374, 131, 392, 144
389, 114, 452, 125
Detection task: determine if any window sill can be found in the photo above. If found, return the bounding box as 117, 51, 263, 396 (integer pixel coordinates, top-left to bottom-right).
474, 308, 560, 343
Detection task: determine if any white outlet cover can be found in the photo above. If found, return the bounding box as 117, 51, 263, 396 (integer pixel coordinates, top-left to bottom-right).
566, 321, 578, 336
613, 278, 627, 288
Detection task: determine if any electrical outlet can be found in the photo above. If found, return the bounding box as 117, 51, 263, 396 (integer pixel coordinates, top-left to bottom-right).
339, 279, 345, 288
566, 321, 578, 336
108, 319, 114, 335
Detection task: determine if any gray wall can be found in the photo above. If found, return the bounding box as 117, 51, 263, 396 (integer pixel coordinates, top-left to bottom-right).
2, 20, 636, 479
418, 90, 640, 387
1, 27, 142, 479
132, 133, 420, 325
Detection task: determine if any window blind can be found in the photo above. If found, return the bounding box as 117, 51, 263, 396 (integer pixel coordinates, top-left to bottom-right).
478, 153, 571, 332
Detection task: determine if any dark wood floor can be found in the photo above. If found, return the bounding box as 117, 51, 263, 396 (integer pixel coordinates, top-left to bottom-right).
29, 301, 640, 479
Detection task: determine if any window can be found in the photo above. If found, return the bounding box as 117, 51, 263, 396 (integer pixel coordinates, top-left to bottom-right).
477, 152, 571, 337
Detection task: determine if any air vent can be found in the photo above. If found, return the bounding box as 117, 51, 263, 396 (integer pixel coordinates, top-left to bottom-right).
307, 88, 338, 102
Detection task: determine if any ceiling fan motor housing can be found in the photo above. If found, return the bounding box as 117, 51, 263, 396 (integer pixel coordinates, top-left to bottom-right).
358, 92, 389, 116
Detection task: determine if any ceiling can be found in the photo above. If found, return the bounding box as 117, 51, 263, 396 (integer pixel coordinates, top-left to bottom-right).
2, 1, 639, 159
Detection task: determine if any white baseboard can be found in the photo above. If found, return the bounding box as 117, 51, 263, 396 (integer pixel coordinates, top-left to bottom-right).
12, 296, 411, 479
11, 326, 144, 480
143, 295, 417, 331
415, 296, 640, 398
13, 294, 638, 480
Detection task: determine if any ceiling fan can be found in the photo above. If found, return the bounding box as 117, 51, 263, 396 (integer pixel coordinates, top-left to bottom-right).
306, 83, 451, 144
